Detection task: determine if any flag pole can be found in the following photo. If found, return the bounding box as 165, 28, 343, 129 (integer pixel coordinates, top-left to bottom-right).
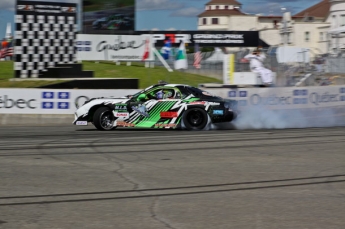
152, 47, 173, 72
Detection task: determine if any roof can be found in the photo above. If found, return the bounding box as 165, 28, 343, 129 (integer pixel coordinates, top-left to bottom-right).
293, 0, 330, 18
205, 0, 242, 6
258, 16, 304, 19
198, 9, 245, 17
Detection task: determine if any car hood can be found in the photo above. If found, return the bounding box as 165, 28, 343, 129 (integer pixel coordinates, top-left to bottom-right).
75, 97, 131, 118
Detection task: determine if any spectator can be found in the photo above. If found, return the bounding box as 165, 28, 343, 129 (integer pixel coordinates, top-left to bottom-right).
1, 38, 8, 49
244, 48, 273, 86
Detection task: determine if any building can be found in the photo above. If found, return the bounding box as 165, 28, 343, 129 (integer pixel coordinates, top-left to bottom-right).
197, 0, 293, 46
326, 0, 345, 53
285, 0, 330, 55
197, 0, 345, 56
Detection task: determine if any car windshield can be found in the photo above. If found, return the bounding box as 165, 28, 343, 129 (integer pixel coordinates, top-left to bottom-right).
129, 85, 157, 99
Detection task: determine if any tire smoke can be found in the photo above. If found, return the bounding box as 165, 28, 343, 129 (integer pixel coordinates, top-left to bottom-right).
232, 106, 345, 130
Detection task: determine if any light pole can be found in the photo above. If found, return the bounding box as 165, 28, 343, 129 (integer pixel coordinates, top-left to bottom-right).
281, 7, 288, 46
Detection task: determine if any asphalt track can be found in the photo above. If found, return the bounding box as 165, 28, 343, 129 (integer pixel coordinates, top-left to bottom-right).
0, 126, 344, 229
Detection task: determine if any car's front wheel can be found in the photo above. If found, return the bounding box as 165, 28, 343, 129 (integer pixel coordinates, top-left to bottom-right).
183, 108, 208, 130
93, 107, 115, 131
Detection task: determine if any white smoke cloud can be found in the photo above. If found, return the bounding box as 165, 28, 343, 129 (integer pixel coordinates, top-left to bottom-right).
232, 106, 345, 130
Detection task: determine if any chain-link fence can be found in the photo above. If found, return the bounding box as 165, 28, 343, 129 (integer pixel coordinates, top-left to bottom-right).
153, 47, 345, 87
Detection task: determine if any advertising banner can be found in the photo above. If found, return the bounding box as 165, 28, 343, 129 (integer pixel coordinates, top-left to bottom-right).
137, 31, 260, 47
206, 86, 345, 109
0, 89, 139, 114
2, 87, 345, 114
82, 0, 134, 34
76, 34, 153, 61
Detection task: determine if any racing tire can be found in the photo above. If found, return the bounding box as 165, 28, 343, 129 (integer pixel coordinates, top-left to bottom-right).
183, 108, 208, 131
93, 107, 115, 131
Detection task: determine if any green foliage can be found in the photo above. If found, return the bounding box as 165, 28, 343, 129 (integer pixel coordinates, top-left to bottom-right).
0, 61, 221, 88
82, 61, 221, 88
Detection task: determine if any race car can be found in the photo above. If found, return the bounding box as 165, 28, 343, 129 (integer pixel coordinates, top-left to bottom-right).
73, 83, 238, 130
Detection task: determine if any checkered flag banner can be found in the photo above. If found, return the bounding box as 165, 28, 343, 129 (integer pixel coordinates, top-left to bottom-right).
14, 1, 77, 78
193, 43, 201, 69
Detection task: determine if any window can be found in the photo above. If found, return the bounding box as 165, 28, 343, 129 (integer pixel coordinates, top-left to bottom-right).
341, 15, 345, 26
203, 18, 207, 25
273, 20, 278, 29
332, 15, 337, 28
225, 6, 228, 10
305, 31, 310, 42
320, 32, 323, 41
216, 6, 219, 10
208, 6, 211, 10
212, 18, 219, 24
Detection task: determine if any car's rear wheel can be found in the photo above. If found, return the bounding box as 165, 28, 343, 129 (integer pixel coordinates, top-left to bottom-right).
183, 108, 208, 130
93, 107, 115, 131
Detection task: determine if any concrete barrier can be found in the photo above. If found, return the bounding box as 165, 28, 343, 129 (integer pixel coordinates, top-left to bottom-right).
0, 114, 74, 126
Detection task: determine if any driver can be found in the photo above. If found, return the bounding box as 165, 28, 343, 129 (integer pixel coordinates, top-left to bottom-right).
155, 90, 164, 99
164, 90, 174, 99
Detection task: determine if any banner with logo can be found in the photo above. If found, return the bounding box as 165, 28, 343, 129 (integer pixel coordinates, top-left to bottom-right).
0, 89, 139, 114
206, 86, 345, 109
137, 31, 260, 47
1, 87, 345, 114
76, 34, 153, 61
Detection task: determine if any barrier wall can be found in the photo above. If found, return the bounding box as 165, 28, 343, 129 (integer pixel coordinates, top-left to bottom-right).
0, 89, 139, 114
205, 86, 345, 110
1, 87, 345, 115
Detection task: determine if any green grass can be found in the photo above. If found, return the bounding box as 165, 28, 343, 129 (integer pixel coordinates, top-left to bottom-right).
0, 61, 66, 88
0, 61, 222, 88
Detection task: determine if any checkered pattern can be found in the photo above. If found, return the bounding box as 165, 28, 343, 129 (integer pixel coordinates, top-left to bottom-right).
14, 14, 77, 78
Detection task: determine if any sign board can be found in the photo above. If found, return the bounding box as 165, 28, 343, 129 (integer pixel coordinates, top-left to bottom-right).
82, 0, 135, 34
0, 89, 139, 114
1, 87, 345, 114
76, 34, 153, 61
15, 0, 77, 78
223, 54, 235, 84
205, 86, 345, 109
137, 31, 260, 47
277, 46, 310, 63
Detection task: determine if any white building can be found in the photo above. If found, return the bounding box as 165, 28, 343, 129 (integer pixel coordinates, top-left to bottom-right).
197, 0, 345, 55
327, 0, 345, 53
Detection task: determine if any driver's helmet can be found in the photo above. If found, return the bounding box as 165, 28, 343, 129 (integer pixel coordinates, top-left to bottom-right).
155, 90, 164, 99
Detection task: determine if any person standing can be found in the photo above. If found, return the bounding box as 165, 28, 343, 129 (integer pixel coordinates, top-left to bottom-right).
244, 49, 273, 86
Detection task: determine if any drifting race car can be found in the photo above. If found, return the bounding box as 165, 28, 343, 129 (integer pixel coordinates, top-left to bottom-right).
73, 83, 238, 130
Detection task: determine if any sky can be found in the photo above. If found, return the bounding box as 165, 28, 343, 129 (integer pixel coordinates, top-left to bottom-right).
0, 0, 324, 37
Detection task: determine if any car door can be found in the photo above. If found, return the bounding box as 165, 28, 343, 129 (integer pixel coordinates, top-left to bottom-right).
127, 87, 183, 128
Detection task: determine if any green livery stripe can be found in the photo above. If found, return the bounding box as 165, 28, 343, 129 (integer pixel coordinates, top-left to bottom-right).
184, 98, 199, 103
133, 102, 166, 126
135, 101, 176, 127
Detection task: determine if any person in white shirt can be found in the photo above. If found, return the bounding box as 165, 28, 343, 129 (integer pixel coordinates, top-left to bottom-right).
244, 49, 273, 86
